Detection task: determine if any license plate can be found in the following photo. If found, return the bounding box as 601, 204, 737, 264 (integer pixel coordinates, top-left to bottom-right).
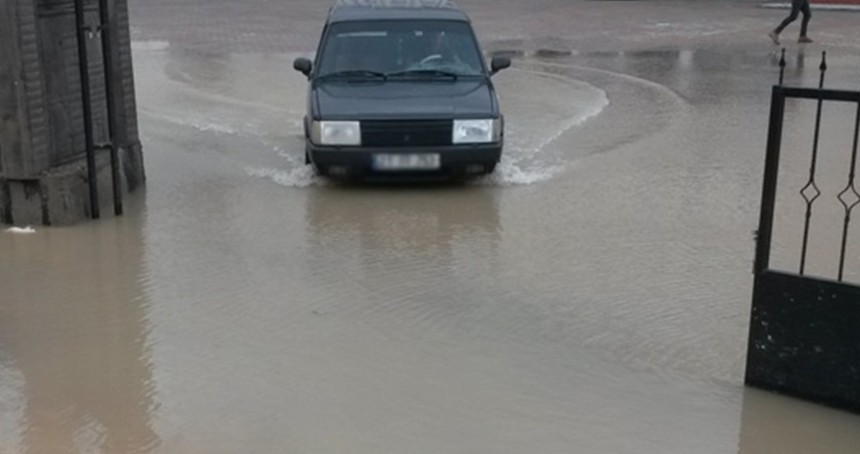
373, 153, 440, 171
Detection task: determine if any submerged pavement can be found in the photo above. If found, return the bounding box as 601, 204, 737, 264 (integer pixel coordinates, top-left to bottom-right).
2, 0, 860, 452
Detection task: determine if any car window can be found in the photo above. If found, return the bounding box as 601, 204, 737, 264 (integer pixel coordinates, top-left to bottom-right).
316, 20, 484, 77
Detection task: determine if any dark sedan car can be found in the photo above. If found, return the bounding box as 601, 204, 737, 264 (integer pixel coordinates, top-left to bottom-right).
293, 0, 510, 179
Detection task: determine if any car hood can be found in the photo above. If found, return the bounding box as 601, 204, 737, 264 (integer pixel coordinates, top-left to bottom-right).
314, 79, 496, 119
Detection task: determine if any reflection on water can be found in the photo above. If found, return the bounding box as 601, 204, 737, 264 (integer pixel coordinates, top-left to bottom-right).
0, 204, 157, 453
302, 185, 502, 323
164, 46, 233, 88
306, 184, 501, 249
738, 388, 860, 454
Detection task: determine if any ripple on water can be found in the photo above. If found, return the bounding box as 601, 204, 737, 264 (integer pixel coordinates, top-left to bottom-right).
0, 363, 25, 453
131, 40, 170, 52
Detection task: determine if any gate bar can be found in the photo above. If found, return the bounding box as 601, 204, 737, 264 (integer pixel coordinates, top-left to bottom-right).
754, 87, 787, 274
799, 52, 827, 275
838, 104, 860, 281
74, 0, 99, 219
781, 87, 860, 103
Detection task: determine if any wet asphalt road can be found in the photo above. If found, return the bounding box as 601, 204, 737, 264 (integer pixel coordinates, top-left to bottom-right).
3, 0, 860, 452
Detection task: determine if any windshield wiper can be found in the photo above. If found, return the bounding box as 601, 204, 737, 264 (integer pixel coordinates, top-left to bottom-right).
317, 70, 387, 80
386, 69, 460, 80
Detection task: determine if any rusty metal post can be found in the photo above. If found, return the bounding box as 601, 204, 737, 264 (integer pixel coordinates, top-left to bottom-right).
99, 0, 123, 215
74, 0, 100, 219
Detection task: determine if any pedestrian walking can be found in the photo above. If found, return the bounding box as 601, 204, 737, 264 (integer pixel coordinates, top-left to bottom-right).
769, 0, 813, 44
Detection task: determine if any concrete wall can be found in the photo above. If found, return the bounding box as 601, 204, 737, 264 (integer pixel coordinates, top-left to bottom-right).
0, 0, 143, 225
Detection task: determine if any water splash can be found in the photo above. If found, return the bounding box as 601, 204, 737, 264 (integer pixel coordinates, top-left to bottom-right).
474, 157, 564, 186
533, 92, 609, 153
245, 165, 325, 188
191, 121, 239, 135
490, 67, 609, 185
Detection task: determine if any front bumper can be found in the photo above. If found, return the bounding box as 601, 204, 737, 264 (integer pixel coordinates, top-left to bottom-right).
306, 142, 503, 178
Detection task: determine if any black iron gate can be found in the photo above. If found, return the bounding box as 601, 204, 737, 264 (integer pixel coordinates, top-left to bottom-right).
746, 51, 860, 413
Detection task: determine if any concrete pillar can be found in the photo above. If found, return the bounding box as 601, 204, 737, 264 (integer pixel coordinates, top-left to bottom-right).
0, 0, 143, 226
1, 0, 51, 180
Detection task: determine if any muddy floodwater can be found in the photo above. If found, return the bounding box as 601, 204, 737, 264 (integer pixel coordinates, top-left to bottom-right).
3, 0, 860, 452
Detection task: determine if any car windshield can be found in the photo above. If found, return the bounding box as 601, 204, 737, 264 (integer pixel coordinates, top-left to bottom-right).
316, 20, 485, 78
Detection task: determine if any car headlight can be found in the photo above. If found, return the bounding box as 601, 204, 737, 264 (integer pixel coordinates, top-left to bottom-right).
452, 119, 501, 144
311, 121, 361, 146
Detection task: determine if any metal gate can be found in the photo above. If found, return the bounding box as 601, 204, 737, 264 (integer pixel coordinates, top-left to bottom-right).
746, 50, 860, 413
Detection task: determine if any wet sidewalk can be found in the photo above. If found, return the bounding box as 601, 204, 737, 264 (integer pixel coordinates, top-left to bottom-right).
766, 1, 860, 11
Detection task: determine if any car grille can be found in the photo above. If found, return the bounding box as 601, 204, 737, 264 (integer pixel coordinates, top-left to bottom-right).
361, 120, 452, 147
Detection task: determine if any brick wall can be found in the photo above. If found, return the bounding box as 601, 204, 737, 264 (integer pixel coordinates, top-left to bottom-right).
0, 0, 142, 224
1, 0, 139, 178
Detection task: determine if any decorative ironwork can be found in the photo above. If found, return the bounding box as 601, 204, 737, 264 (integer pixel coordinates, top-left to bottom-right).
837, 102, 860, 281
798, 52, 827, 275
756, 51, 860, 283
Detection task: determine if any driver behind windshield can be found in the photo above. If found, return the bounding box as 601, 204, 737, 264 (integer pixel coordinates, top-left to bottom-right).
318, 21, 484, 77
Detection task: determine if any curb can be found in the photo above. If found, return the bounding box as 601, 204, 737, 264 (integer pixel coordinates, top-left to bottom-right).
763, 2, 860, 11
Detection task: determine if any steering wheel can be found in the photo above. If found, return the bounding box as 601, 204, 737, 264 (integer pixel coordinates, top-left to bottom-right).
419, 54, 443, 65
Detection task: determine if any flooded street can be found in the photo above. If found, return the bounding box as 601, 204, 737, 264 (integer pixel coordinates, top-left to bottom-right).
3, 0, 860, 452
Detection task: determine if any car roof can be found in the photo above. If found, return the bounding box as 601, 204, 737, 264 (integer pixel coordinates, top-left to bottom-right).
327, 0, 470, 23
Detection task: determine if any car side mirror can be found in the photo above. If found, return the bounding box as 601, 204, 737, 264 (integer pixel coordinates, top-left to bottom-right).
490, 56, 511, 75
294, 57, 313, 78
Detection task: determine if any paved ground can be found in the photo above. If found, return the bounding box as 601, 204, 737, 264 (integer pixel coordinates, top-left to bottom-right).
128, 0, 860, 54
